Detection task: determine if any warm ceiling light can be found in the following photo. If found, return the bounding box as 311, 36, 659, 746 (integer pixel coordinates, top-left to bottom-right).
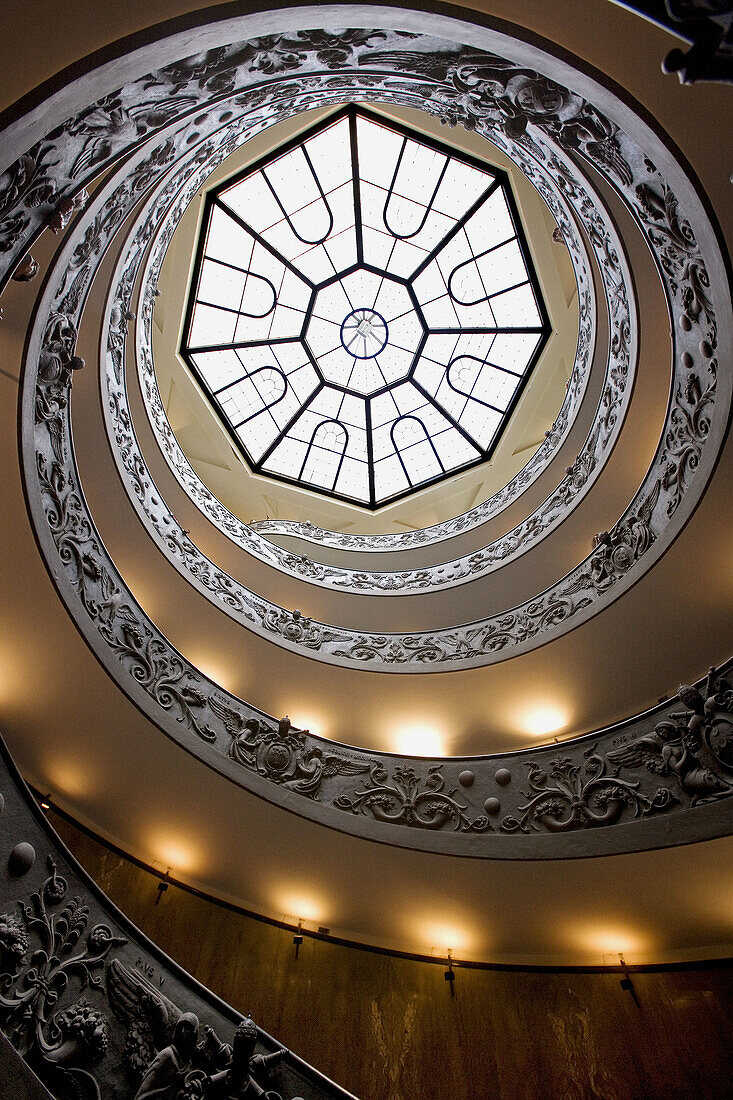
186, 650, 236, 693
44, 760, 90, 797
393, 725, 447, 757
278, 894, 324, 924
421, 922, 472, 955
153, 839, 198, 874
573, 924, 649, 959
517, 703, 568, 738
287, 712, 322, 737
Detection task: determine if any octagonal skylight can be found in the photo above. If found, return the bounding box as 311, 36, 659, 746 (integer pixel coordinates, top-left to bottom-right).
180, 106, 550, 508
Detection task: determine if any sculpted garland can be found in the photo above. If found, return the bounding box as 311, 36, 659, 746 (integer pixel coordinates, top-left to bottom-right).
11, 25, 732, 849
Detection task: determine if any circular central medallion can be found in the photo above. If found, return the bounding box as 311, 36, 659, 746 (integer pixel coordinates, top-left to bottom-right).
340, 308, 389, 358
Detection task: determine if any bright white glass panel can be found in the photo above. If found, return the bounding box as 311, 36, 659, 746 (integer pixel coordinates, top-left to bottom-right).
373, 453, 409, 500
197, 259, 247, 312
490, 282, 542, 326
190, 349, 243, 392
182, 108, 549, 506
355, 115, 494, 280
219, 116, 357, 283
201, 204, 256, 269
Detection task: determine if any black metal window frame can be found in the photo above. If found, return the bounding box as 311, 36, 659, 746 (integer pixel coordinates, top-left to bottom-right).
179, 104, 552, 511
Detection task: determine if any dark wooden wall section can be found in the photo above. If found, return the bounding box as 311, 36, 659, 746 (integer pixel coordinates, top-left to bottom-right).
51, 814, 733, 1100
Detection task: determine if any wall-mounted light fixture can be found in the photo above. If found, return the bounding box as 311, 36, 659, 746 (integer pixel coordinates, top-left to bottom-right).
155, 866, 172, 906
38, 793, 52, 813
618, 953, 639, 1004
444, 948, 455, 996
293, 919, 304, 960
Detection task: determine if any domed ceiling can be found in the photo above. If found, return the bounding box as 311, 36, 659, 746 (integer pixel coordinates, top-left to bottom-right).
179, 105, 550, 509
0, 0, 731, 967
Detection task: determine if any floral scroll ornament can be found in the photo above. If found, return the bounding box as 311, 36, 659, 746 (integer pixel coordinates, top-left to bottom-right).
0, 853, 304, 1098
499, 750, 676, 833
0, 856, 126, 1095
335, 764, 491, 832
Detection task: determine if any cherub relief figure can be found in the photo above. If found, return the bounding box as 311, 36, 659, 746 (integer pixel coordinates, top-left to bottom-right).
108, 961, 213, 1097
608, 667, 733, 803
134, 1011, 203, 1099
208, 1017, 288, 1098
108, 960, 295, 1099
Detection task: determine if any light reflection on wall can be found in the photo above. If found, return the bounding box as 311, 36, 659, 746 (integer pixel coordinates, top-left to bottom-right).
393, 725, 448, 757
571, 922, 651, 961
185, 649, 238, 695
287, 711, 325, 738
44, 758, 92, 798
516, 703, 569, 738
419, 921, 473, 956
151, 837, 200, 874
276, 891, 325, 924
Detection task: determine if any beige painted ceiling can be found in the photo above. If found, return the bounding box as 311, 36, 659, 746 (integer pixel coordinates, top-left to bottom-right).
0, 0, 732, 968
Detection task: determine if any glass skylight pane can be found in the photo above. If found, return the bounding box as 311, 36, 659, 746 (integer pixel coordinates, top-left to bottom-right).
456, 403, 503, 448
235, 415, 281, 461
373, 453, 409, 500
490, 283, 542, 327
489, 332, 543, 372
189, 350, 243, 392
197, 259, 247, 312
335, 458, 370, 503
464, 188, 515, 251
202, 205, 255, 269
188, 302, 237, 347
181, 106, 550, 508
431, 426, 481, 468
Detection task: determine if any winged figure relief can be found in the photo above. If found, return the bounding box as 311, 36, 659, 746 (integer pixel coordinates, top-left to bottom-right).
209, 700, 369, 797
107, 959, 298, 1099
608, 713, 732, 805
107, 959, 213, 1096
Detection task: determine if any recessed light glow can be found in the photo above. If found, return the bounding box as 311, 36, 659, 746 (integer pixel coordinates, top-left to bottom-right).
277, 893, 324, 924
44, 760, 90, 798
287, 712, 323, 737
517, 703, 568, 738
419, 921, 472, 954
573, 923, 649, 959
152, 839, 198, 874
393, 725, 447, 757
186, 650, 236, 692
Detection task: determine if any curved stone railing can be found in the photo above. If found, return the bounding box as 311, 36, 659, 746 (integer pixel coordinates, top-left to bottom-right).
0, 734, 356, 1100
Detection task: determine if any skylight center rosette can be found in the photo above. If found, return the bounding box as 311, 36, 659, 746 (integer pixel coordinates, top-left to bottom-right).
181, 106, 551, 508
